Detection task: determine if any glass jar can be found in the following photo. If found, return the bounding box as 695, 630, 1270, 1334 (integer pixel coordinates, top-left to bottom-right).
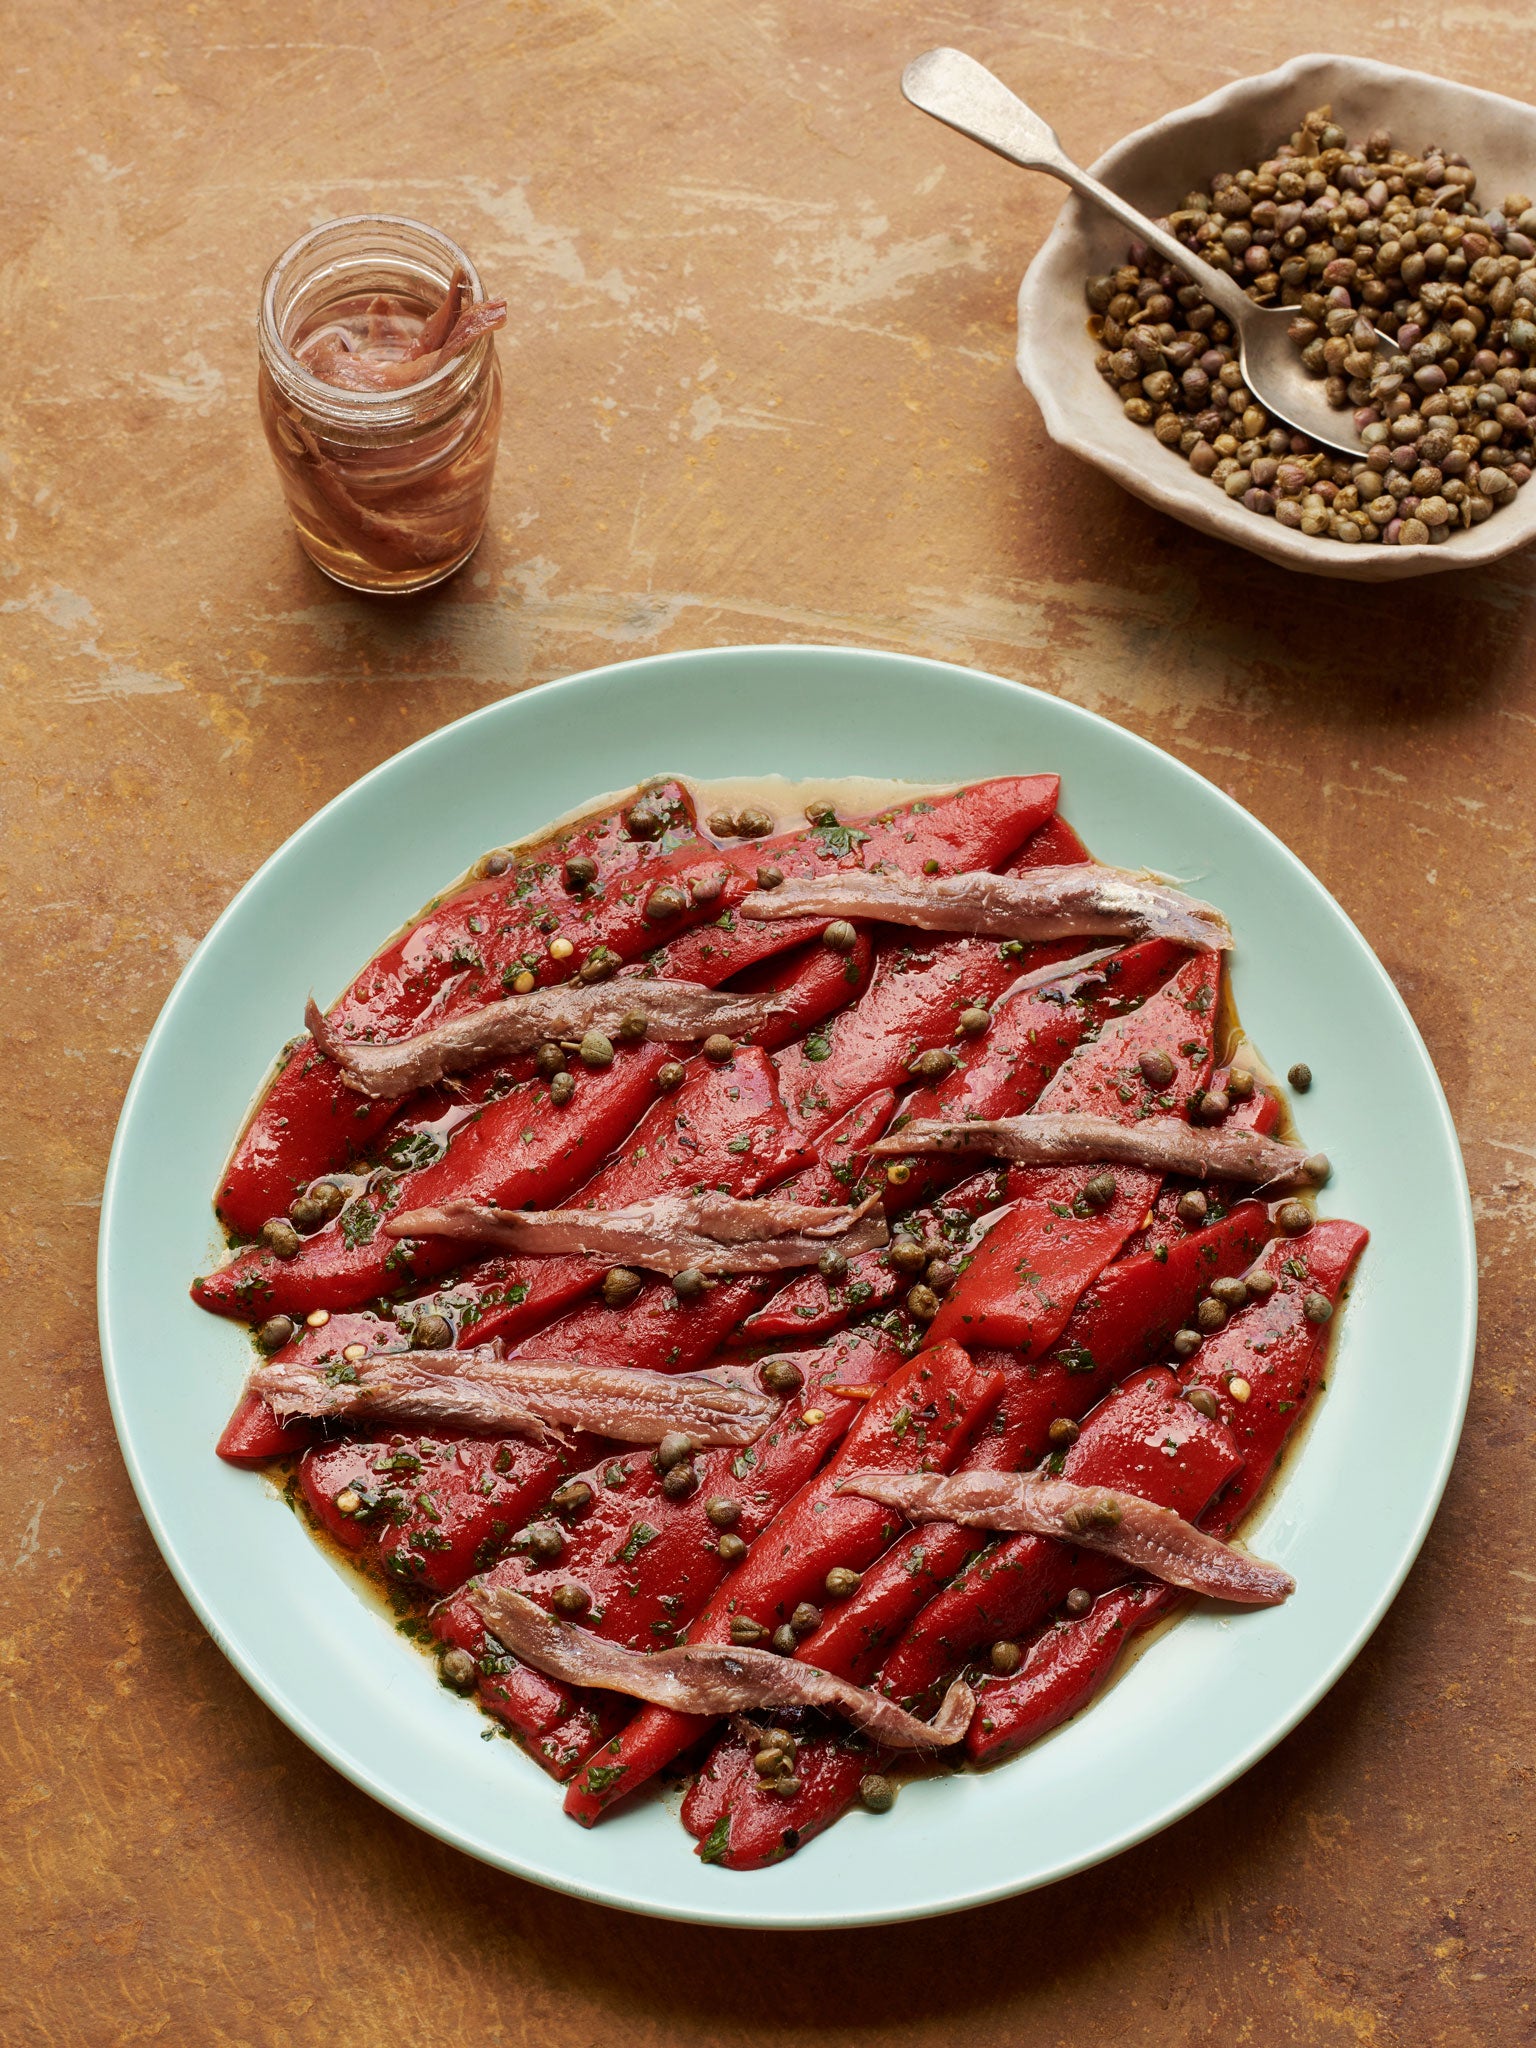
257, 215, 503, 596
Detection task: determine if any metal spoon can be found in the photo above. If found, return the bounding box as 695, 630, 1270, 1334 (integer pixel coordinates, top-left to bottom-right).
902, 46, 1388, 460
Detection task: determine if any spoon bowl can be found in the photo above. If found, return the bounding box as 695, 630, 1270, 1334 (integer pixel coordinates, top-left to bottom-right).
902, 47, 1387, 460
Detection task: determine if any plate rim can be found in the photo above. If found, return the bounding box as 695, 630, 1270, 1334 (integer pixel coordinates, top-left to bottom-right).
97, 642, 1477, 1928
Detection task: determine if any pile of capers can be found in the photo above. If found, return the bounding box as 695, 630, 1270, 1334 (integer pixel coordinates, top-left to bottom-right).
1087, 104, 1536, 544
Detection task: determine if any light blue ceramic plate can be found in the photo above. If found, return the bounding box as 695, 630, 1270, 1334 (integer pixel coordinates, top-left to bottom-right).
98, 645, 1475, 1928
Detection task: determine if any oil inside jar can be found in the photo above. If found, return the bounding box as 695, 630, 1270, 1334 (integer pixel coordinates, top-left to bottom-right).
259, 250, 504, 597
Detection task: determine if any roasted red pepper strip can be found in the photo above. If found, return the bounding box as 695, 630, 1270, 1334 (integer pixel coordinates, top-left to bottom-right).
195, 910, 879, 1328
261, 1095, 900, 1594
923, 950, 1220, 1354
966, 1218, 1368, 1763
797, 1199, 1272, 1682
219, 783, 704, 1234
745, 940, 1189, 1341
194, 1041, 673, 1320
214, 1308, 401, 1464
505, 1089, 896, 1374
561, 1338, 1004, 1824
429, 1326, 906, 1776
684, 1365, 1243, 1867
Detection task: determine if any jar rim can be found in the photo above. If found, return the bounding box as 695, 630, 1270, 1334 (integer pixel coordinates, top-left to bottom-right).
259, 213, 492, 417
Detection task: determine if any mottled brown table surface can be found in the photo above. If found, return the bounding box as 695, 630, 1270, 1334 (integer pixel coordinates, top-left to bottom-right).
6, 3, 1533, 2043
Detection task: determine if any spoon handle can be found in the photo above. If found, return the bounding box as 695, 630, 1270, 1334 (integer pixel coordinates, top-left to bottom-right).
901, 48, 1256, 328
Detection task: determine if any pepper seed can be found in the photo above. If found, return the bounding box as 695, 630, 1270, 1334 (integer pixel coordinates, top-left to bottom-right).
1228, 1376, 1252, 1404
548, 936, 575, 961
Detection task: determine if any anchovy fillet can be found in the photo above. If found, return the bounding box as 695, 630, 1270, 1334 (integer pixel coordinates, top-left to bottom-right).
306, 981, 792, 1098
740, 865, 1231, 951
469, 1585, 977, 1748
248, 1350, 777, 1447
868, 1111, 1321, 1190
384, 1190, 890, 1274
835, 1470, 1293, 1606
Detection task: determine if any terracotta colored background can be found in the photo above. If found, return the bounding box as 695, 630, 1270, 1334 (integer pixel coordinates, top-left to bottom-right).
5, 2, 1533, 2042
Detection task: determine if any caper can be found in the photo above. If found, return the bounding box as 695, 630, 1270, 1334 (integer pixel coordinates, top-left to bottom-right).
261, 1217, 302, 1260
672, 1267, 708, 1300
1195, 1296, 1228, 1333
601, 1266, 644, 1309
1138, 1047, 1176, 1088
989, 1640, 1023, 1675
1288, 1062, 1313, 1092
825, 1565, 863, 1599
440, 1646, 478, 1692
957, 1006, 991, 1036
550, 1583, 591, 1618
729, 1615, 768, 1645
551, 1480, 593, 1518
925, 1258, 957, 1295
1047, 1416, 1080, 1449
1303, 1291, 1334, 1324
534, 1041, 567, 1079
644, 883, 687, 922
1194, 1088, 1231, 1124
289, 1188, 332, 1230
736, 806, 774, 838
822, 920, 858, 954
656, 1061, 685, 1092
909, 1047, 956, 1083
481, 849, 512, 877
1082, 1171, 1117, 1210
1246, 1269, 1278, 1300
615, 1011, 650, 1044
1302, 1152, 1331, 1186
1176, 1189, 1209, 1227
761, 1358, 804, 1394
563, 854, 598, 891
1227, 1068, 1256, 1101
771, 1624, 798, 1655
805, 803, 838, 825
550, 1070, 577, 1106
691, 871, 725, 904
754, 1746, 788, 1778
701, 1033, 734, 1064
918, 1234, 947, 1263
772, 1773, 802, 1798
625, 801, 665, 840
859, 1773, 897, 1813
887, 1239, 928, 1276
1275, 1199, 1313, 1237
412, 1311, 453, 1350
707, 809, 739, 838
527, 1522, 565, 1563
756, 865, 784, 890
578, 1030, 615, 1069
718, 1533, 749, 1565
578, 947, 620, 985
256, 1314, 296, 1353
656, 1430, 695, 1471
704, 1496, 741, 1529
818, 1248, 849, 1283
661, 1460, 699, 1500
1172, 1328, 1203, 1359
1209, 1275, 1249, 1309
1063, 1586, 1093, 1618
907, 1283, 940, 1322
1184, 1385, 1220, 1419
790, 1601, 822, 1636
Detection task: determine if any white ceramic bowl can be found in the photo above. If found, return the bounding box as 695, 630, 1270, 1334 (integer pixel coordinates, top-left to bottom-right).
1017, 51, 1536, 579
